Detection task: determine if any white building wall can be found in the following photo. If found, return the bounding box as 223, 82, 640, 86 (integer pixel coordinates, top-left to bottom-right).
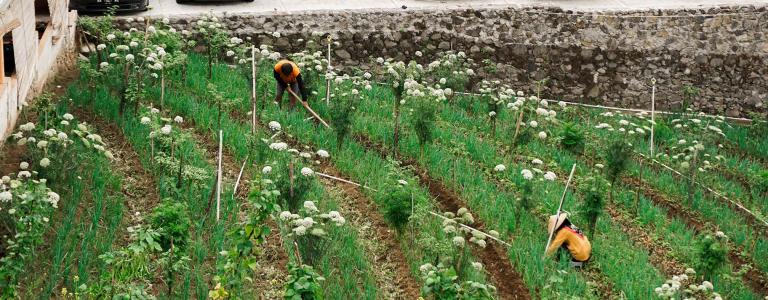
0, 0, 76, 143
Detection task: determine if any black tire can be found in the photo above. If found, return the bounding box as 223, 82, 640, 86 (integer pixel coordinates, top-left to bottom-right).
244, 0, 255, 2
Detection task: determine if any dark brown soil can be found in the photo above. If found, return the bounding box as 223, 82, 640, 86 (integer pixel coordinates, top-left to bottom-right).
352, 133, 532, 300
318, 165, 421, 299
73, 107, 162, 227
269, 126, 422, 299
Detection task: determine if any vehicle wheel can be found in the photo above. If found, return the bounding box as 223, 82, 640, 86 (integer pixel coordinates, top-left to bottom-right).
244, 0, 255, 2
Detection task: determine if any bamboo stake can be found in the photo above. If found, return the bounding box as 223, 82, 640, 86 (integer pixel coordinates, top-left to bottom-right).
233, 156, 248, 197
251, 45, 257, 135
429, 212, 513, 247
289, 160, 295, 198
650, 78, 656, 157
160, 71, 165, 108
544, 164, 577, 255
315, 172, 377, 191
216, 130, 223, 222
287, 88, 330, 128
326, 35, 332, 106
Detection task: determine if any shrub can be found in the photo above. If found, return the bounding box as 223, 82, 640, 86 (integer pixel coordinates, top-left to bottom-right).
150, 199, 191, 252
605, 140, 631, 183
329, 94, 356, 150
580, 174, 610, 236
696, 232, 729, 280
411, 100, 437, 161
652, 120, 674, 149
383, 183, 412, 234
283, 263, 325, 300
559, 122, 585, 153
604, 140, 632, 202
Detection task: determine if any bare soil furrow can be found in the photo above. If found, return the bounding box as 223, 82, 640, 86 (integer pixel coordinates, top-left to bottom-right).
352, 133, 531, 300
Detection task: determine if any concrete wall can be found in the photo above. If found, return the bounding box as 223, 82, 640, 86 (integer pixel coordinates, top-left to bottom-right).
0, 0, 77, 141
126, 4, 768, 117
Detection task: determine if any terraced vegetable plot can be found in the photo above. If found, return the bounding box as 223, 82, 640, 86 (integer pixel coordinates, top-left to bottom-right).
1, 13, 767, 300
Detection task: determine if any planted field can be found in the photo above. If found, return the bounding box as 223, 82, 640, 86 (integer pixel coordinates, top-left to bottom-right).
1, 13, 766, 300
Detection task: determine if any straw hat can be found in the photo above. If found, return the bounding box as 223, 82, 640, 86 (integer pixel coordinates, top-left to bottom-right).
547, 213, 569, 236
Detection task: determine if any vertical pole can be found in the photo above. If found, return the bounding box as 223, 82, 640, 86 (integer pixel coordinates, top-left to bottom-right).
216, 130, 223, 222
251, 45, 257, 134
650, 78, 656, 158
544, 164, 576, 255
326, 35, 332, 106
160, 71, 165, 109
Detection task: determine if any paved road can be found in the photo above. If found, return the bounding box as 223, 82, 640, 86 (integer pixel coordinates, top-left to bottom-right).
134, 0, 766, 17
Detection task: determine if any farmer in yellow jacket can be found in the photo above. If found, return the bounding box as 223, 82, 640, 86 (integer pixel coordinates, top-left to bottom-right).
546, 213, 592, 267
273, 59, 307, 109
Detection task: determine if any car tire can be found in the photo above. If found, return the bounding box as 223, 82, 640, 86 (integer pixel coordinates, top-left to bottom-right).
244, 0, 254, 2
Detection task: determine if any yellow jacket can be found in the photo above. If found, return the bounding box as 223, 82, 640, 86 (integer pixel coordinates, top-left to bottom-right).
546, 227, 592, 262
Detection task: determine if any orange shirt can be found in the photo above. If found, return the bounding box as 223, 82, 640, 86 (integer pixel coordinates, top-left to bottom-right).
274, 60, 301, 83
546, 227, 592, 262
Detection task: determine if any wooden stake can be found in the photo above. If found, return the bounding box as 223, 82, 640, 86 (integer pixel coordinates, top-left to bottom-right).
429, 212, 513, 247
315, 171, 377, 191
251, 45, 257, 135
216, 130, 223, 222
160, 71, 165, 109
289, 160, 295, 198
326, 35, 332, 106
650, 78, 656, 158
544, 164, 577, 255
287, 89, 330, 128
233, 156, 248, 197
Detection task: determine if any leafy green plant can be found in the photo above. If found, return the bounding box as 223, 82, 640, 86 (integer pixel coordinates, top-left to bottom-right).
213, 177, 281, 297
559, 122, 585, 153
681, 85, 700, 114
652, 120, 675, 149
411, 100, 437, 161
382, 181, 412, 234
95, 224, 163, 299
329, 93, 356, 151
696, 232, 729, 280
580, 173, 609, 236
604, 140, 631, 202
0, 174, 60, 298
419, 263, 495, 300
283, 263, 325, 300
150, 199, 191, 252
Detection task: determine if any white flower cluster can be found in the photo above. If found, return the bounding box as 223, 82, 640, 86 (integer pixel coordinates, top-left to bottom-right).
268, 121, 282, 131
654, 269, 721, 300
13, 115, 113, 165
269, 142, 288, 151
440, 207, 492, 249
279, 202, 346, 237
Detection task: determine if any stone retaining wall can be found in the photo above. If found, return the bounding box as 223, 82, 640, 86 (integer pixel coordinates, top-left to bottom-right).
120, 5, 768, 117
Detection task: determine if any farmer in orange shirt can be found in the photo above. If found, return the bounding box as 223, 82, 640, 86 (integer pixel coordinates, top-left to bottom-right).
273, 59, 307, 109
545, 213, 592, 267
